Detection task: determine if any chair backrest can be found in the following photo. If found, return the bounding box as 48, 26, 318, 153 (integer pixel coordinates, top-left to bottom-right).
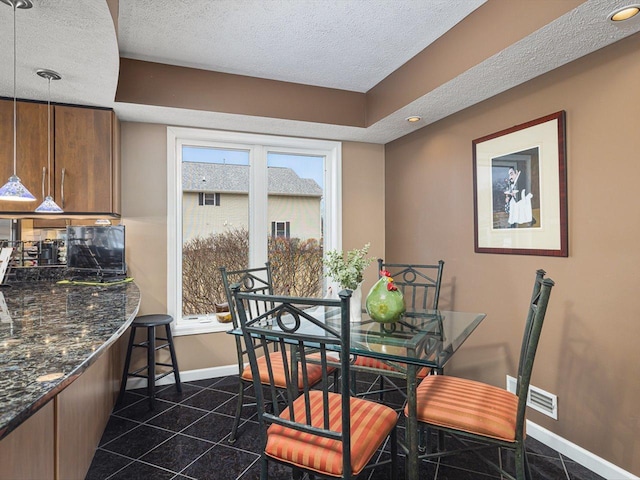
221, 263, 275, 371
221, 263, 275, 327
231, 286, 354, 475
514, 269, 554, 441
378, 259, 444, 310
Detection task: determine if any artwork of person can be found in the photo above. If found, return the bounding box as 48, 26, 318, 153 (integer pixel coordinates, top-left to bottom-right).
504, 167, 533, 227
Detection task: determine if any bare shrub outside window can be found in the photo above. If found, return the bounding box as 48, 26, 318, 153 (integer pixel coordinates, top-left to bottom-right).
182, 228, 323, 316
268, 236, 323, 298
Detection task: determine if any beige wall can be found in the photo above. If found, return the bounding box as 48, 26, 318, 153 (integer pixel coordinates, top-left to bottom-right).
385, 32, 640, 474
120, 123, 385, 371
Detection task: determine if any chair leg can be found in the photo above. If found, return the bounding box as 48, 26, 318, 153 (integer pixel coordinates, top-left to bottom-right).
350, 371, 357, 395
229, 378, 246, 444
260, 456, 269, 480
436, 429, 445, 452
418, 424, 427, 453
378, 375, 385, 401
390, 426, 398, 480
525, 450, 533, 480
116, 326, 136, 406
515, 443, 529, 480
164, 324, 182, 393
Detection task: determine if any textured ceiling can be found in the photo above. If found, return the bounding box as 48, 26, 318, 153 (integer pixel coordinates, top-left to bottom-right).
0, 0, 639, 144
118, 0, 485, 93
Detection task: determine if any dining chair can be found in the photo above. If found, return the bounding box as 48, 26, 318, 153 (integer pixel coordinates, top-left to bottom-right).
353, 259, 445, 399
231, 286, 399, 480
221, 263, 336, 444
407, 269, 554, 480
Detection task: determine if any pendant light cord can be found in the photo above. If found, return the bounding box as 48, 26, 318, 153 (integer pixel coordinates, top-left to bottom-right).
12, 1, 17, 177
46, 76, 52, 196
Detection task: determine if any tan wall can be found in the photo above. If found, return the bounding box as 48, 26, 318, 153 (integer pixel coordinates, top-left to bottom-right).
342, 142, 386, 288
120, 123, 385, 371
384, 32, 640, 474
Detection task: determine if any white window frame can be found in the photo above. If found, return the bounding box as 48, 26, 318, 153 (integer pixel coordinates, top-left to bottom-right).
167, 127, 342, 335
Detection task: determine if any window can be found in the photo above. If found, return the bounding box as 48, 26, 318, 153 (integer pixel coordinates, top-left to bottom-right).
167, 128, 342, 335
272, 221, 290, 238
198, 192, 220, 206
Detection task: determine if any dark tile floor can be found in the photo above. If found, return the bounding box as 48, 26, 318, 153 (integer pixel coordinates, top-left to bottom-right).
86, 374, 606, 480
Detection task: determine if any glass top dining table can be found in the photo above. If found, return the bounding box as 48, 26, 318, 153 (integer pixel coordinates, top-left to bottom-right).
230, 306, 486, 480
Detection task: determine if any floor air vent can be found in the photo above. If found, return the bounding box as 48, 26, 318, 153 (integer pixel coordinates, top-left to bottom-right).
506, 375, 558, 420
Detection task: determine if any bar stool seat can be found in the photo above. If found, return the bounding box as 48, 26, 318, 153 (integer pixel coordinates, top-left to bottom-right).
117, 314, 182, 409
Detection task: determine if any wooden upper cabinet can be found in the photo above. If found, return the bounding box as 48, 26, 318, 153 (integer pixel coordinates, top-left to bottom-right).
0, 99, 49, 213
0, 99, 120, 216
53, 105, 118, 215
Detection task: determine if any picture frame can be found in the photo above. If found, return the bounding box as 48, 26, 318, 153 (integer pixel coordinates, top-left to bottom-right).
473, 111, 568, 257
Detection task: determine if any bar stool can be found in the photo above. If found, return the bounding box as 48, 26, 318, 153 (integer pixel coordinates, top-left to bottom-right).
117, 314, 182, 409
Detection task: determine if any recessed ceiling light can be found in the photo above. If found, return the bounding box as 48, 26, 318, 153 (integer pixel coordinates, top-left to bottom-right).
406, 116, 422, 123
608, 5, 640, 22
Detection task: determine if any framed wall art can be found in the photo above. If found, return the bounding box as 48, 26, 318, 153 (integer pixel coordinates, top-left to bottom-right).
473, 111, 568, 256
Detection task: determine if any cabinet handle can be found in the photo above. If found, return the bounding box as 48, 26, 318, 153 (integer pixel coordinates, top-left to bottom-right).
60, 168, 65, 208
41, 166, 46, 199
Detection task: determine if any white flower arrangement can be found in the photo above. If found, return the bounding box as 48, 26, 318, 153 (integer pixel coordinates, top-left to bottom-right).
324, 243, 374, 290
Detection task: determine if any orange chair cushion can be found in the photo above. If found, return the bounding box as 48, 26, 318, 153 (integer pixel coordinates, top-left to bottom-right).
265, 390, 398, 476
241, 352, 335, 389
407, 375, 520, 442
353, 356, 431, 378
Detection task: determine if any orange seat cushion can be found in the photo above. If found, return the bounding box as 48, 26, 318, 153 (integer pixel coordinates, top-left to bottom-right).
242, 352, 335, 389
353, 356, 431, 378
265, 390, 398, 476
407, 375, 520, 442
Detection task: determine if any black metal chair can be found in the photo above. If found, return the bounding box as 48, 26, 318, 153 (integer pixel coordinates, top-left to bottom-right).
221, 263, 336, 444
407, 269, 554, 480
353, 259, 445, 399
231, 286, 398, 480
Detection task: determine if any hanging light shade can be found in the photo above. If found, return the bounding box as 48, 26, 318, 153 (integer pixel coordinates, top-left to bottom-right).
0, 0, 36, 202
35, 69, 63, 214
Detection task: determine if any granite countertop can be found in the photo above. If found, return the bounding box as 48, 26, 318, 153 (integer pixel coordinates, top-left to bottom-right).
0, 281, 141, 441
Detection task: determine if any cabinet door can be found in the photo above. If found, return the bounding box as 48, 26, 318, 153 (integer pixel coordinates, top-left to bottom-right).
54, 106, 114, 213
0, 99, 48, 212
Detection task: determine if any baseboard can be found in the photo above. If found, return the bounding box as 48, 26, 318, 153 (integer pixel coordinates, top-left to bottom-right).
526, 421, 639, 480
125, 368, 638, 480
124, 364, 238, 391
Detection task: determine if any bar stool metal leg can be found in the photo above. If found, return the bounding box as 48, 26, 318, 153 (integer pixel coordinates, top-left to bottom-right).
147, 325, 156, 409
165, 324, 182, 392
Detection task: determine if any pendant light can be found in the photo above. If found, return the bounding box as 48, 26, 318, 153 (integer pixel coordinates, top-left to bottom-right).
35, 69, 62, 213
0, 0, 36, 202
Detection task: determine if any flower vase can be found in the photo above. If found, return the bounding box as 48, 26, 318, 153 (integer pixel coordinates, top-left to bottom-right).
350, 283, 363, 323
327, 280, 362, 323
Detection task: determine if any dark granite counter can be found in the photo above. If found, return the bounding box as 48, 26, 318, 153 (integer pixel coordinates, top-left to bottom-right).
0, 281, 140, 441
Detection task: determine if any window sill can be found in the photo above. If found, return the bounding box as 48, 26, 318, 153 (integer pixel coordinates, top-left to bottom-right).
173, 316, 233, 336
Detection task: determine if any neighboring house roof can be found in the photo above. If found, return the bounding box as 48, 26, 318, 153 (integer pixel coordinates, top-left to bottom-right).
182, 162, 322, 197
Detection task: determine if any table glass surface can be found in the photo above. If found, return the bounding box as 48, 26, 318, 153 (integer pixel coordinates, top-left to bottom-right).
231, 306, 486, 369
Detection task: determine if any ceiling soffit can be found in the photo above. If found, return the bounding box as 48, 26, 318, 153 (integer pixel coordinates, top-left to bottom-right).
116, 1, 581, 130
115, 0, 640, 144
